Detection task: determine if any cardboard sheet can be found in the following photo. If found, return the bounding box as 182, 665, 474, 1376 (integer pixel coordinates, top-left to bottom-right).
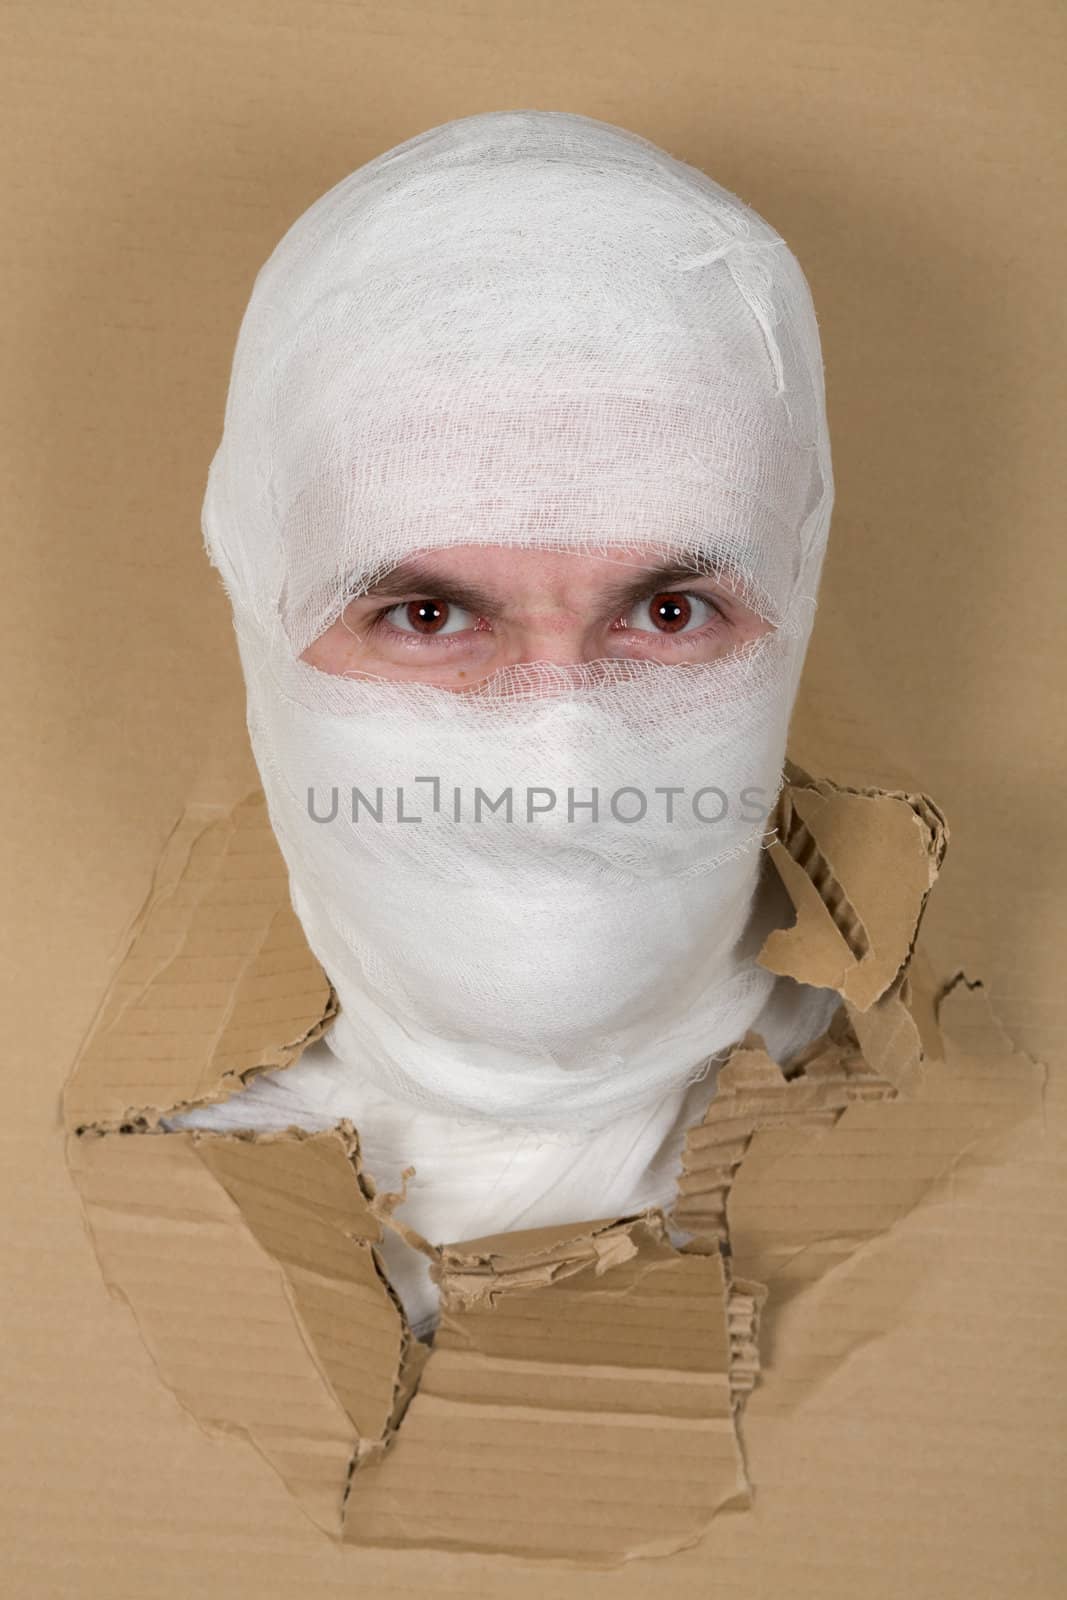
7, 9, 1064, 1590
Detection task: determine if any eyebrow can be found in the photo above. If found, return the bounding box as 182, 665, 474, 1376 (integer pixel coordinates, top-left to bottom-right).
351, 555, 748, 618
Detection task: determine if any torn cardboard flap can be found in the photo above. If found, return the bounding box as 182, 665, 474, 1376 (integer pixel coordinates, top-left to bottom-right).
68, 1121, 419, 1534
60, 765, 1046, 1564
673, 965, 1045, 1397
430, 1213, 649, 1308
343, 1211, 752, 1564
62, 792, 336, 1133
758, 758, 948, 1010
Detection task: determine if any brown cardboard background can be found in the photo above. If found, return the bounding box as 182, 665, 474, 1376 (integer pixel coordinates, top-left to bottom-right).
4, 3, 1064, 1595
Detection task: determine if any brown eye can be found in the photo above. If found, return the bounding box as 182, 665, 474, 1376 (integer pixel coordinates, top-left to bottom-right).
648, 591, 693, 633
405, 599, 449, 634
383, 599, 475, 637
624, 591, 718, 637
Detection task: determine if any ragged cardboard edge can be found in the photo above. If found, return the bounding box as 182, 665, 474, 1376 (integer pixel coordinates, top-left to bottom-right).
364, 1165, 442, 1265
670, 943, 934, 1265
67, 995, 338, 1139
60, 800, 226, 1124
66, 1117, 423, 1537
61, 790, 337, 1133
672, 955, 1047, 1417
431, 1213, 648, 1309
672, 1012, 893, 1249
188, 1119, 434, 1471
342, 1211, 755, 1565
758, 757, 949, 1012
834, 934, 947, 1099
672, 952, 940, 1254
434, 1213, 686, 1343
735, 971, 1050, 1416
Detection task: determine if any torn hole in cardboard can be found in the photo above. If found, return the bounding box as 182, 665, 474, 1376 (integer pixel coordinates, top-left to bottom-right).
60, 766, 1047, 1564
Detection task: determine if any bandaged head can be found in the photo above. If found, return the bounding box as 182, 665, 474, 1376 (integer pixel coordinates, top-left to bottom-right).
201, 109, 833, 1137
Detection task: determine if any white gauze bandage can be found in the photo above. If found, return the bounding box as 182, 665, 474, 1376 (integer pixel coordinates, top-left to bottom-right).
172, 111, 835, 1323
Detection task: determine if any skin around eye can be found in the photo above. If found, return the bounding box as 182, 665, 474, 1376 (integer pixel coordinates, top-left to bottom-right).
300, 545, 776, 688
373, 589, 725, 647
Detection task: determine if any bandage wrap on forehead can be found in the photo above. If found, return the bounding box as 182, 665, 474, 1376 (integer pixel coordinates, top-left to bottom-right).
202, 109, 834, 1138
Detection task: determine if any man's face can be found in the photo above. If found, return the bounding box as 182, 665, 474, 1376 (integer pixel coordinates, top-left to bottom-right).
302, 544, 773, 690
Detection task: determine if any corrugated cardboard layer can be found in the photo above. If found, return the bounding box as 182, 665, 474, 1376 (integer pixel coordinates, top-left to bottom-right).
343, 1214, 751, 1563
761, 762, 947, 1009
673, 1012, 891, 1249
